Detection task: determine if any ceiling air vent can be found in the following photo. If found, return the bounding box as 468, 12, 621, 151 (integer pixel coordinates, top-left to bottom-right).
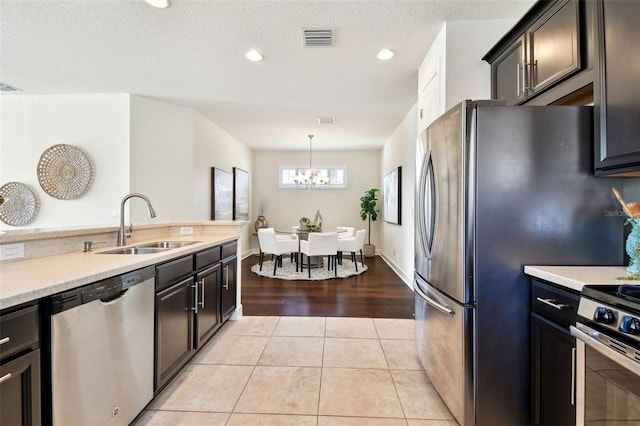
317, 117, 336, 125
302, 28, 334, 47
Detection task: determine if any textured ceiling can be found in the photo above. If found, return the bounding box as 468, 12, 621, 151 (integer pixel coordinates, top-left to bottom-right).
0, 0, 534, 150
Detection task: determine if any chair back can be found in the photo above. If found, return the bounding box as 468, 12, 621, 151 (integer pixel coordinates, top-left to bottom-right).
257, 227, 278, 254
336, 226, 355, 237
354, 229, 366, 249
307, 232, 338, 256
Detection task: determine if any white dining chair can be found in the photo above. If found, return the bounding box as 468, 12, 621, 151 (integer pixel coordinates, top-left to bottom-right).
277, 226, 300, 263
299, 232, 338, 278
337, 229, 366, 271
257, 228, 299, 275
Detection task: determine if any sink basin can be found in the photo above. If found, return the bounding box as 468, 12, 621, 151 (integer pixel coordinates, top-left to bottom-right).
98, 247, 171, 255
136, 241, 201, 249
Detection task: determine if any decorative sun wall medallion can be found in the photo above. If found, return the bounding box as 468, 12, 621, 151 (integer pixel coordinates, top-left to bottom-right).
0, 182, 39, 226
37, 144, 93, 199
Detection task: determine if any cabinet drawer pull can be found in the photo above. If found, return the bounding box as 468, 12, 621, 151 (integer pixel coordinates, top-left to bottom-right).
0, 373, 11, 384
536, 297, 570, 310
0, 337, 10, 346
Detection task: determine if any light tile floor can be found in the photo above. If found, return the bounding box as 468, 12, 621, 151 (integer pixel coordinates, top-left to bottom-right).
135, 316, 459, 426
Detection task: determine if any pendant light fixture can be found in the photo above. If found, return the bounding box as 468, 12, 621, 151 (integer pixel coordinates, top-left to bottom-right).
292, 135, 330, 190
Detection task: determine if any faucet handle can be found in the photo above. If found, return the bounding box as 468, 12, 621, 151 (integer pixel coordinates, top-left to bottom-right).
126, 223, 133, 239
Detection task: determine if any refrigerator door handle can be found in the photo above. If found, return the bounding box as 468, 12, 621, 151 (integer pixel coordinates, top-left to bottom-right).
415, 281, 455, 317
418, 150, 436, 259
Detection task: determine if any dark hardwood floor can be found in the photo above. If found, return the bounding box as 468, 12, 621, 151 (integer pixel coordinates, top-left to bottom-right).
241, 254, 415, 318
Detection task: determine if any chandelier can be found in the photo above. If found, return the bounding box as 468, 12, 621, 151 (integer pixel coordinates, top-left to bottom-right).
292, 134, 330, 190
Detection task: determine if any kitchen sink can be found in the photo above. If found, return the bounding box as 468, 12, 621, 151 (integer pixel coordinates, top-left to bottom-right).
97, 240, 201, 254
136, 241, 201, 249
98, 247, 170, 255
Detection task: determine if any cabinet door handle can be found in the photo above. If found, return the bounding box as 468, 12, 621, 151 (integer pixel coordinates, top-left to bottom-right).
571, 347, 576, 406
530, 59, 538, 89
536, 297, 570, 310
0, 373, 11, 384
199, 278, 205, 309
516, 63, 521, 96
0, 337, 10, 346
522, 61, 530, 92
224, 265, 229, 290
192, 280, 199, 313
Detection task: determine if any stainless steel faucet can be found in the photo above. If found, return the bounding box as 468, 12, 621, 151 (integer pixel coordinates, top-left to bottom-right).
117, 193, 157, 246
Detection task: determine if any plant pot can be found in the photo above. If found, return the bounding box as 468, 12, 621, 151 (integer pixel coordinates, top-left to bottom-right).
363, 243, 375, 257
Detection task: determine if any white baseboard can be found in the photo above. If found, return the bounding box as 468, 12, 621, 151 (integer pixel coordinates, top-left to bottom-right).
378, 251, 413, 291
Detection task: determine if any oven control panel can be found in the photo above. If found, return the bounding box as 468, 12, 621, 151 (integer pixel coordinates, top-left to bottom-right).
578, 297, 640, 343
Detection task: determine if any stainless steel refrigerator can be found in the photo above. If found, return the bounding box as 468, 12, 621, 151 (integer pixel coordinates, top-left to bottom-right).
414, 100, 623, 425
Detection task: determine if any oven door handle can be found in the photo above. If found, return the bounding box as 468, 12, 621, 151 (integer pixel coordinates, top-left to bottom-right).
570, 324, 640, 377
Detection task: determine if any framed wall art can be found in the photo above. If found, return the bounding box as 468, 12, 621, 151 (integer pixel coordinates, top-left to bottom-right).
211, 167, 233, 220
233, 167, 249, 221
383, 166, 401, 225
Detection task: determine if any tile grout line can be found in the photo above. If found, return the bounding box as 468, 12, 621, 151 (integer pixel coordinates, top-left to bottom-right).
224, 316, 280, 423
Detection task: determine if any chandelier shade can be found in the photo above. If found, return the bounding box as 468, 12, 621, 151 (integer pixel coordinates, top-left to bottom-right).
292, 135, 329, 190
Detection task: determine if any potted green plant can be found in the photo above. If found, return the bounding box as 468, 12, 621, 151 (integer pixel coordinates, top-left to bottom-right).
360, 188, 379, 257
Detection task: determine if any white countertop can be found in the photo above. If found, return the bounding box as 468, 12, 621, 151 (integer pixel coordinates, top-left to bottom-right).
0, 235, 236, 310
524, 265, 639, 292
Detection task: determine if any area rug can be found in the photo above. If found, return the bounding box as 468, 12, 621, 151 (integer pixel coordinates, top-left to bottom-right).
251, 257, 368, 280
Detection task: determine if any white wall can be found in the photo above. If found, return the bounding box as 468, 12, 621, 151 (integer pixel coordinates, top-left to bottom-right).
1, 94, 253, 247
130, 96, 195, 224
418, 19, 515, 134
380, 103, 418, 287
250, 149, 380, 249
0, 94, 130, 230
193, 112, 253, 254
444, 19, 514, 110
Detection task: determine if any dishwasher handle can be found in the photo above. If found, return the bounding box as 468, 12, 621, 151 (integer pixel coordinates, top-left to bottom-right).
99, 288, 129, 304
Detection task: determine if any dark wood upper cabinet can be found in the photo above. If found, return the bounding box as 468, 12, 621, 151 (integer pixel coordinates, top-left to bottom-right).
485, 0, 582, 105
492, 36, 527, 106
529, 0, 581, 94
594, 0, 640, 176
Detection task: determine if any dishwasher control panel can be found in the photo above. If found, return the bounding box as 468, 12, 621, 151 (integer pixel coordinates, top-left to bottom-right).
51, 266, 154, 312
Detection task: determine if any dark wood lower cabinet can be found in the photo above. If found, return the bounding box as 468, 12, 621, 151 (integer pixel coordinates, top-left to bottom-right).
531, 313, 576, 426
194, 264, 222, 349
221, 256, 237, 322
154, 241, 237, 393
155, 277, 194, 391
0, 349, 41, 426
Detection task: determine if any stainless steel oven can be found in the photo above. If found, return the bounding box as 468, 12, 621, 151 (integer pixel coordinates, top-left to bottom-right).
570, 285, 640, 425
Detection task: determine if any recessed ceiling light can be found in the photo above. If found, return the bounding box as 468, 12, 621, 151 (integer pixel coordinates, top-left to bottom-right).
376, 49, 395, 61
144, 0, 169, 8
245, 50, 263, 62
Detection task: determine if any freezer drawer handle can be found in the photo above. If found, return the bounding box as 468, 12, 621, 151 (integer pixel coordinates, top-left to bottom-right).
536, 297, 570, 310
0, 337, 10, 346
425, 294, 455, 317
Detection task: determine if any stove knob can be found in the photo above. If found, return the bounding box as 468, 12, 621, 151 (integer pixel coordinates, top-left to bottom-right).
620, 316, 640, 335
594, 307, 616, 324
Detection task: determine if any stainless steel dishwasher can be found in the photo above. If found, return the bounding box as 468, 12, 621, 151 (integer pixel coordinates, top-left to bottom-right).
49, 266, 155, 426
